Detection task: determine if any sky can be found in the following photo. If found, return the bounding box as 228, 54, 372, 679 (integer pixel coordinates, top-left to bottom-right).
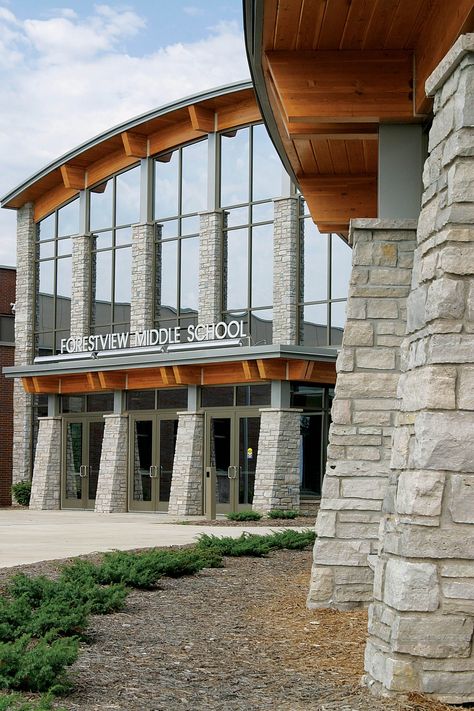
0, 1, 250, 265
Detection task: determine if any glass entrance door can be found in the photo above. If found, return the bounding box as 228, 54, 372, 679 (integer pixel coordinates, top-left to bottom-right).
62, 418, 105, 509
129, 415, 178, 512
206, 411, 260, 515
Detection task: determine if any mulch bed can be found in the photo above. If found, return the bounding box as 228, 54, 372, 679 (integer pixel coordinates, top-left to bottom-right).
0, 549, 467, 711
182, 516, 313, 527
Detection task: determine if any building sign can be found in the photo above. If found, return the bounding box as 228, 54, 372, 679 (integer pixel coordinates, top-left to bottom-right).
60, 320, 247, 355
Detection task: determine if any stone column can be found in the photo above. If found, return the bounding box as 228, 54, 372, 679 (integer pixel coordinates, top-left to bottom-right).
198, 210, 225, 324
364, 36, 474, 703
168, 412, 204, 516
272, 196, 301, 345
29, 417, 61, 510
94, 414, 129, 513
70, 233, 92, 339
253, 408, 302, 514
13, 203, 36, 486
130, 222, 158, 332
308, 220, 417, 610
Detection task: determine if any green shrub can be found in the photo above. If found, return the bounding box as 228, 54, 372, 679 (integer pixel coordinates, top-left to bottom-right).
266, 529, 316, 550
95, 548, 223, 589
226, 511, 262, 521
11, 482, 31, 508
197, 529, 316, 557
267, 509, 299, 519
0, 692, 68, 710
0, 635, 78, 693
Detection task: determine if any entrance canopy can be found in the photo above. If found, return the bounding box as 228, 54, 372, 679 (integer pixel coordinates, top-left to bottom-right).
244, 0, 474, 235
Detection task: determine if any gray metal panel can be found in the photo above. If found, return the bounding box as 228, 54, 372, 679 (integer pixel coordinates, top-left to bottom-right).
378, 125, 426, 219
1, 81, 254, 208
4, 344, 338, 378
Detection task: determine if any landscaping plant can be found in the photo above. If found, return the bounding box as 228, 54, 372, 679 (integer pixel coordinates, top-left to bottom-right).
267, 509, 299, 519
225, 511, 262, 521
10, 482, 31, 508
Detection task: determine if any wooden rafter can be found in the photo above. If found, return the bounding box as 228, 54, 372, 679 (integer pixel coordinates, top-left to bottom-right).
60, 164, 86, 190
121, 131, 148, 158
188, 105, 215, 133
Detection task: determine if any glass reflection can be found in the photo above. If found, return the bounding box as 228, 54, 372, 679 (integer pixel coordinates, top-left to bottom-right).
155, 152, 179, 218
304, 220, 328, 303
114, 247, 132, 305
180, 237, 199, 311
181, 140, 207, 214
58, 199, 79, 236
251, 224, 273, 308
331, 235, 352, 300
252, 124, 281, 201
330, 301, 346, 345
90, 179, 113, 231
116, 166, 140, 226
252, 202, 273, 223
161, 240, 178, 310
38, 214, 55, 241
226, 229, 248, 310
302, 304, 328, 347
220, 128, 249, 207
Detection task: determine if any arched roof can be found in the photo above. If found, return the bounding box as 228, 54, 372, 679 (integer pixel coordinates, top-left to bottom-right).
1, 81, 259, 221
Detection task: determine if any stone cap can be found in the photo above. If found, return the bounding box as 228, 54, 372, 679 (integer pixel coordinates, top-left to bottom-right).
348, 218, 418, 245
426, 33, 474, 97
258, 407, 303, 413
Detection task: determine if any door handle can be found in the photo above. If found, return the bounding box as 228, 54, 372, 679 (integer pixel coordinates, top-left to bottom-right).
79, 465, 88, 478
149, 465, 158, 479
227, 466, 237, 480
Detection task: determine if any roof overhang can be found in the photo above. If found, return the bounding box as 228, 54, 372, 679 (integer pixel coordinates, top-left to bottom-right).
244, 0, 474, 237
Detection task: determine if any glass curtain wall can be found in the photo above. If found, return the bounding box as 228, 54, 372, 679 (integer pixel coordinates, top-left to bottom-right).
36, 198, 78, 354
89, 165, 140, 335
299, 199, 352, 346
153, 139, 207, 331
220, 124, 281, 344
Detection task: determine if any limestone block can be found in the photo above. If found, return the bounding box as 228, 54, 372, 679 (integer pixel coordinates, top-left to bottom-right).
337, 522, 380, 539
428, 333, 474, 364
439, 244, 474, 275
340, 477, 387, 500
417, 195, 439, 243
396, 471, 445, 517
414, 411, 474, 472
336, 349, 354, 372
443, 579, 474, 600
392, 615, 473, 658
346, 446, 381, 461
364, 640, 418, 691
421, 671, 474, 701
390, 426, 412, 469
447, 158, 474, 205
315, 510, 336, 537
346, 299, 366, 319
307, 567, 334, 604
320, 475, 339, 498
399, 366, 456, 411
428, 97, 454, 152
450, 474, 474, 522
441, 561, 474, 577
406, 286, 427, 333
331, 399, 351, 425
343, 321, 374, 346
321, 497, 382, 511
384, 526, 474, 559
366, 299, 398, 319
383, 559, 439, 611
370, 267, 412, 286
426, 276, 465, 321
458, 366, 474, 409
313, 538, 371, 567
356, 348, 396, 370
335, 372, 399, 399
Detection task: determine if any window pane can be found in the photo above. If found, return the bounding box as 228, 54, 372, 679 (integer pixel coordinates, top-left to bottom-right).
180, 237, 199, 313
251, 223, 272, 308
181, 215, 199, 235
331, 234, 352, 300
157, 389, 188, 409
94, 231, 113, 249
126, 390, 156, 410
226, 228, 248, 310
160, 240, 178, 314
291, 384, 324, 410
304, 220, 328, 303
250, 309, 272, 345
57, 237, 72, 256
61, 396, 86, 413
201, 386, 234, 408
226, 207, 249, 228
252, 124, 281, 201
90, 180, 113, 231
159, 219, 179, 239
58, 198, 79, 236
252, 202, 273, 223
39, 241, 54, 259
114, 247, 132, 310
37, 332, 54, 355
236, 384, 271, 407
181, 140, 207, 214
56, 258, 71, 331
0, 315, 14, 342
300, 414, 323, 495
116, 166, 140, 226
220, 128, 249, 207
155, 152, 179, 218
302, 304, 328, 347
87, 393, 114, 412
94, 250, 112, 325
116, 226, 132, 246
38, 214, 55, 241
330, 301, 347, 345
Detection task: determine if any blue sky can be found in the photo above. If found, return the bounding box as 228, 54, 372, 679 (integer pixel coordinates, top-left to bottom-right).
0, 1, 249, 263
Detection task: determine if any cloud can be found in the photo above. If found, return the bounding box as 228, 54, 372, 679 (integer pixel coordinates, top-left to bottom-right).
0, 7, 249, 264
183, 6, 204, 17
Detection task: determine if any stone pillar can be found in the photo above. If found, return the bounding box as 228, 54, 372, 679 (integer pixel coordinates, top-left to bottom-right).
253, 408, 302, 514
308, 220, 417, 610
13, 203, 36, 486
198, 210, 225, 324
94, 414, 129, 513
29, 417, 61, 510
168, 412, 204, 516
364, 36, 474, 703
130, 222, 158, 332
272, 196, 301, 345
70, 233, 92, 339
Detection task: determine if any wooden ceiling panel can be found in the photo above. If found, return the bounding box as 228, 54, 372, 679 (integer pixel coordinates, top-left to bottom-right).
340, 0, 377, 50
317, 0, 352, 49
296, 0, 327, 50
328, 141, 349, 174
274, 0, 304, 49
299, 174, 377, 226
345, 140, 366, 174
294, 139, 318, 174
309, 140, 333, 174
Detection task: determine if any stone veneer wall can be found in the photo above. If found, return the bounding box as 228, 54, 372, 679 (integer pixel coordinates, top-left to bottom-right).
253, 408, 302, 513
308, 220, 417, 610
272, 196, 301, 345
29, 417, 61, 510
130, 222, 158, 332
70, 233, 92, 338
364, 36, 474, 703
168, 413, 204, 516
13, 203, 36, 487
95, 415, 129, 513
199, 211, 225, 324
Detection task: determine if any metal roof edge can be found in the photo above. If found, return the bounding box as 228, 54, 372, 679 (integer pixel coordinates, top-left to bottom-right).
1, 80, 253, 208
3, 344, 338, 379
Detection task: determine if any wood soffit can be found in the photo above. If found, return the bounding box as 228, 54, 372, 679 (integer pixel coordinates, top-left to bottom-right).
259, 0, 474, 235
21, 358, 337, 394
6, 87, 260, 219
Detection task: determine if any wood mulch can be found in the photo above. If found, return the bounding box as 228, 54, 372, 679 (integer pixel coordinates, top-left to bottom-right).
182, 515, 314, 527
0, 549, 468, 711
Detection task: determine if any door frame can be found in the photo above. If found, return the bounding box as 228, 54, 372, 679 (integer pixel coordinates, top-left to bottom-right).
204, 407, 260, 515
128, 412, 179, 513
61, 415, 105, 510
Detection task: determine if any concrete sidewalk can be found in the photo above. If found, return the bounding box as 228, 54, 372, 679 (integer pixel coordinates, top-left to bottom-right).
0, 509, 305, 568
